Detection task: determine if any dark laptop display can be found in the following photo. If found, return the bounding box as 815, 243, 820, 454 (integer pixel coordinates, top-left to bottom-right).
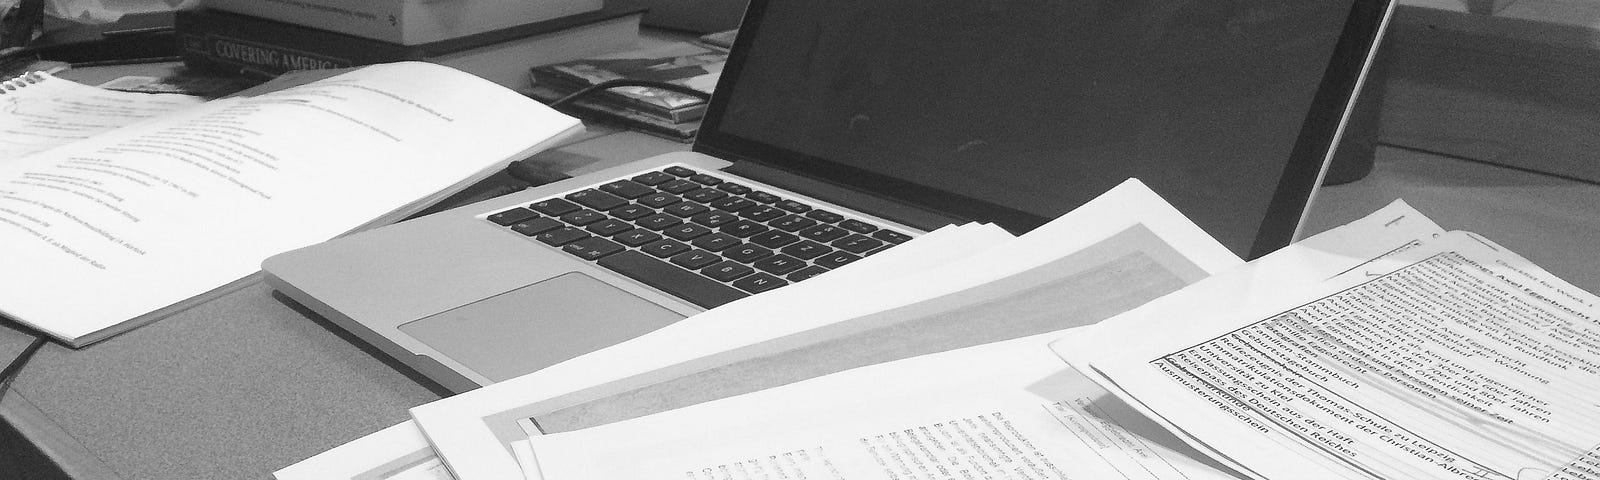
261, 0, 1394, 392
697, 0, 1391, 258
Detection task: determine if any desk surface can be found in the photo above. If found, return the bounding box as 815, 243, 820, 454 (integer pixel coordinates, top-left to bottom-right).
3, 135, 1599, 479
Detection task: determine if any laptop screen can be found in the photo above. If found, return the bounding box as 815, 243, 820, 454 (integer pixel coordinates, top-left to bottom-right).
695, 0, 1392, 259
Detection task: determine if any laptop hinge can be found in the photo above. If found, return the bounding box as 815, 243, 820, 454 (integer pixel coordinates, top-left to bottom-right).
721, 161, 965, 232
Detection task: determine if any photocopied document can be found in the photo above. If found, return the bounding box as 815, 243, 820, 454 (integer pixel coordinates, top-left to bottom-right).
1059, 230, 1600, 480
521, 200, 1451, 480
527, 331, 1243, 480
0, 62, 581, 345
1, 72, 206, 160
411, 179, 1245, 480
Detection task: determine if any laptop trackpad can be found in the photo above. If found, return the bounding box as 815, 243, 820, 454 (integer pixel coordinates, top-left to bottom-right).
398, 273, 686, 383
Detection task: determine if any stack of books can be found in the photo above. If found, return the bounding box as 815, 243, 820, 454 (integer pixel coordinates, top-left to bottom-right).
174, 0, 645, 88
524, 41, 727, 142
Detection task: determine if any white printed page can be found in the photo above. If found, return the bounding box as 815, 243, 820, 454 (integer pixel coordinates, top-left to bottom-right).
413, 179, 1241, 480
0, 72, 206, 160
1069, 232, 1600, 480
526, 332, 1241, 480
0, 62, 581, 344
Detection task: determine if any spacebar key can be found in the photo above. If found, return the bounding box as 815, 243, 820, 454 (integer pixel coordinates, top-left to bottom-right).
597, 251, 749, 308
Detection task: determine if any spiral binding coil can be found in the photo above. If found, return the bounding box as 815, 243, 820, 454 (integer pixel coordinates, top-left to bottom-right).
0, 71, 45, 94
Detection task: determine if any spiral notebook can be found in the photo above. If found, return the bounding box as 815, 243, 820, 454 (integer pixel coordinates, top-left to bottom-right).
0, 71, 208, 160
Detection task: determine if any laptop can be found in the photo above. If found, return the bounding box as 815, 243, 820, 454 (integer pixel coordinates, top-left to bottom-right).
262, 0, 1395, 392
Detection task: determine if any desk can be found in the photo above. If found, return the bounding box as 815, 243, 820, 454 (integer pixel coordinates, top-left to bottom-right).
3, 132, 1599, 479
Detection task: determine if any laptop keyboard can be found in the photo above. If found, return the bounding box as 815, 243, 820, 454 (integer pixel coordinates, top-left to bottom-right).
482, 165, 913, 308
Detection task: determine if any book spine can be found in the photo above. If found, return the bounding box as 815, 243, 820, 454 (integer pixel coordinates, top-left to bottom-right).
204, 0, 602, 45
176, 10, 420, 77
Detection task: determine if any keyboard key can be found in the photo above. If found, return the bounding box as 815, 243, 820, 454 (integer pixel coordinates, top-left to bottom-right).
741, 205, 786, 222
691, 233, 740, 251
691, 210, 739, 227
559, 209, 606, 226
609, 204, 654, 220
732, 273, 787, 294
838, 219, 878, 233
663, 223, 713, 241
709, 197, 756, 212
872, 229, 912, 243
658, 179, 700, 194
566, 189, 626, 211
599, 180, 655, 199
815, 251, 861, 269
664, 166, 697, 177
720, 220, 769, 238
770, 214, 817, 232
664, 201, 710, 217
750, 230, 801, 248
641, 238, 690, 258
637, 213, 684, 230
786, 265, 830, 282
670, 249, 721, 269
717, 182, 752, 195
585, 218, 633, 236
509, 217, 563, 236
774, 200, 812, 213
631, 171, 674, 185
487, 207, 538, 225
638, 193, 681, 208
688, 173, 723, 185
747, 191, 780, 203
723, 244, 773, 263
831, 234, 884, 254
805, 210, 845, 223
615, 229, 662, 247
683, 188, 728, 203
781, 240, 832, 260
530, 198, 580, 216
563, 237, 624, 260
702, 261, 754, 281
536, 227, 589, 246
598, 251, 746, 308
753, 254, 805, 275
798, 224, 849, 242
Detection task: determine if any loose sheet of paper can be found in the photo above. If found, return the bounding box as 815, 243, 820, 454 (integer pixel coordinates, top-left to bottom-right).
520, 200, 1448, 480
411, 179, 1241, 480
1, 72, 205, 160
1061, 230, 1600, 480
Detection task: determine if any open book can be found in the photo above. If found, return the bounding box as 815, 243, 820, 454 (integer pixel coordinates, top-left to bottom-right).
0, 63, 583, 347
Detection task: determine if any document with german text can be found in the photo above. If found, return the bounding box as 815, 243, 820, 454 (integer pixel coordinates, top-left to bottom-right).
1058, 231, 1600, 480
0, 62, 582, 346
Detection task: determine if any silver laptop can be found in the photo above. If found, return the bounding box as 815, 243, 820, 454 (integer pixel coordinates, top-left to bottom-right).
262, 0, 1395, 392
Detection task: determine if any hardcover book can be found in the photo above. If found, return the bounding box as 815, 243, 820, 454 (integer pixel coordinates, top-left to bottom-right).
529, 42, 725, 124
202, 0, 603, 45
175, 7, 643, 88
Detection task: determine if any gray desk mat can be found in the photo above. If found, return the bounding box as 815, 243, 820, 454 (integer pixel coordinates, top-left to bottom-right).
4, 277, 442, 480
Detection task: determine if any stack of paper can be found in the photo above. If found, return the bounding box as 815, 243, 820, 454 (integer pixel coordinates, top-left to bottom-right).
279, 178, 1589, 480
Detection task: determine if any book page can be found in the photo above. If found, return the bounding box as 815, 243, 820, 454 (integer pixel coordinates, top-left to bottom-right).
1064, 232, 1600, 480
0, 62, 581, 344
0, 72, 205, 160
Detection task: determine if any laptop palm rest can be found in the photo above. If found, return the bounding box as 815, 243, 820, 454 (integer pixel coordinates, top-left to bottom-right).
398, 273, 685, 383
